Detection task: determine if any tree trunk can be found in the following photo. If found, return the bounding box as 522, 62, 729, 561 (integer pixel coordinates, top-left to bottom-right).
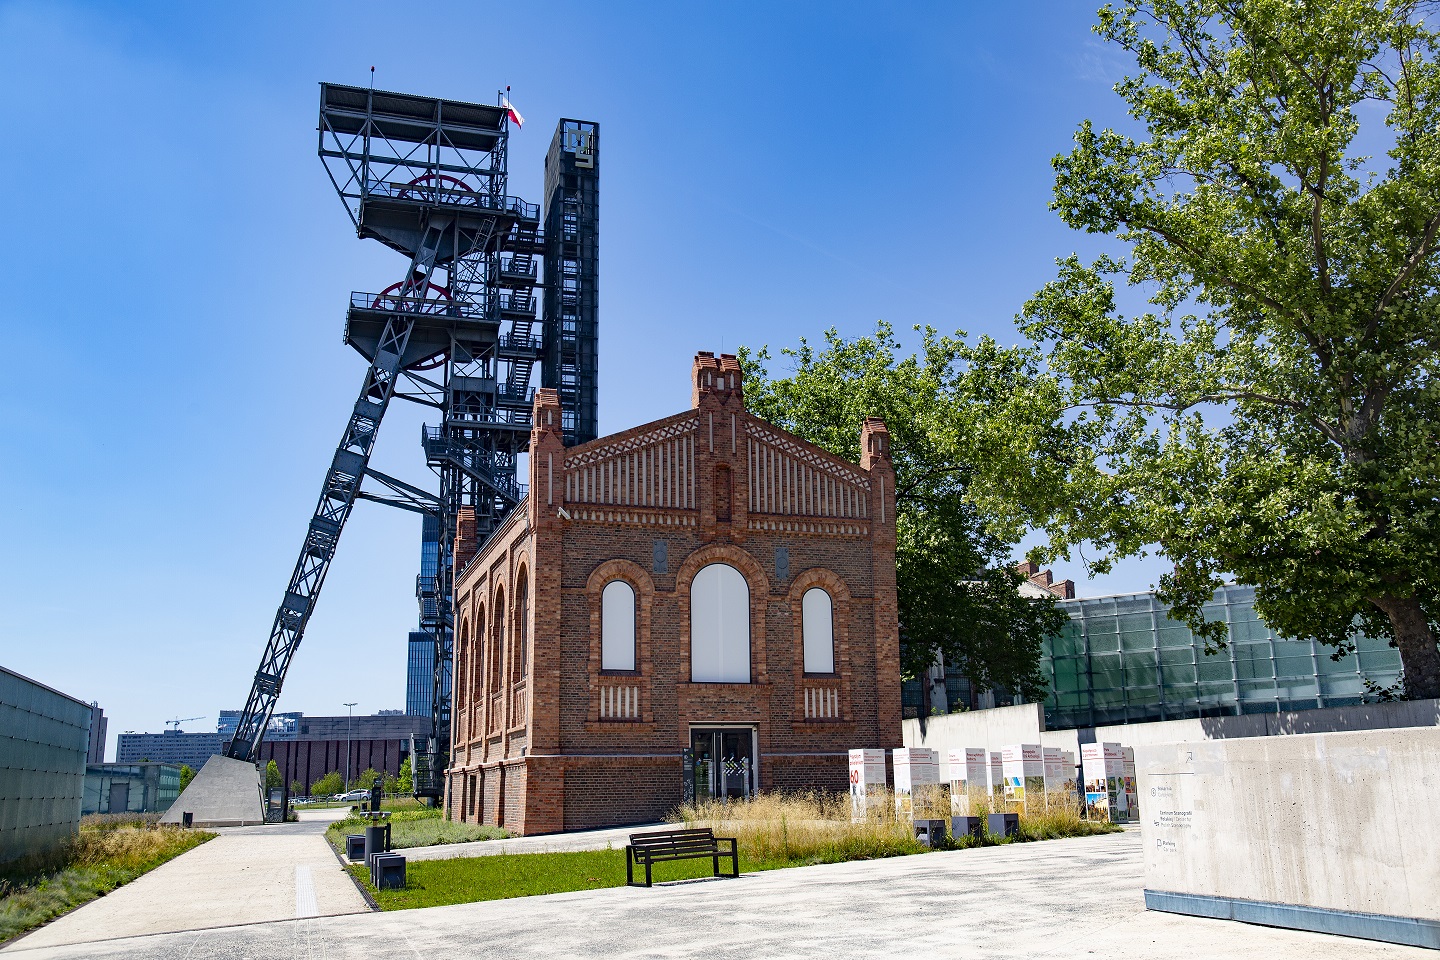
1371, 595, 1440, 700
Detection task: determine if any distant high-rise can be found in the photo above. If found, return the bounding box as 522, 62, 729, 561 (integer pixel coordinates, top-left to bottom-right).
405, 514, 449, 718
406, 632, 436, 717
87, 702, 107, 763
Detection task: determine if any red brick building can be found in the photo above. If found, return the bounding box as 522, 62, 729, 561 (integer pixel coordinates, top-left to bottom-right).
446, 352, 902, 833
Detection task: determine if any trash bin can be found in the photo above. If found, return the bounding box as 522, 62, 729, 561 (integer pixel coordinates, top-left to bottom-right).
987, 812, 1019, 838
951, 816, 983, 840
181, 812, 194, 829
913, 819, 948, 848
345, 834, 366, 861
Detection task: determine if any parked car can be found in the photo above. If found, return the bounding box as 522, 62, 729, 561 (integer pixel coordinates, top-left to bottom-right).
338, 789, 370, 802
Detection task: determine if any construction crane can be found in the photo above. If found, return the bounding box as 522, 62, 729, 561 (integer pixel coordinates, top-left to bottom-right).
166, 716, 204, 732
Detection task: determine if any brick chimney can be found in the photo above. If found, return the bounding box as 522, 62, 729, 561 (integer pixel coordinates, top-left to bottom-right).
453, 507, 478, 572
691, 351, 745, 411
529, 388, 565, 527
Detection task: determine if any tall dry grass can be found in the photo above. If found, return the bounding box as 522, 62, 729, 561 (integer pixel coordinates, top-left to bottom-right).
669, 788, 1119, 864
0, 825, 212, 944
672, 790, 926, 864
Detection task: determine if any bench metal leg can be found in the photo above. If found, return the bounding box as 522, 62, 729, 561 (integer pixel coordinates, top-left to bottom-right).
626, 847, 633, 887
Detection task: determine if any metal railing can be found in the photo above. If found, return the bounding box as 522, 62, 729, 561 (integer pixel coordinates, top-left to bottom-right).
363, 179, 538, 220
350, 291, 488, 321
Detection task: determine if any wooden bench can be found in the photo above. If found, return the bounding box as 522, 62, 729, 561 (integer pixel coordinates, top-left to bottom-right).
625, 827, 739, 887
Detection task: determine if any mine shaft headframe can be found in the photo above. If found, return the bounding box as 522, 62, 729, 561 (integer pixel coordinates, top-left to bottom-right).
317, 83, 533, 262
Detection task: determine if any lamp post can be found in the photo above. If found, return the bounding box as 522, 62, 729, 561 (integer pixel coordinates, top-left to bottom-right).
343, 702, 357, 791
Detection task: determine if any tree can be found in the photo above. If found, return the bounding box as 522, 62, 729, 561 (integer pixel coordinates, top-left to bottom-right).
178, 764, 196, 794
290, 779, 304, 798
397, 756, 413, 795
264, 760, 281, 793
741, 325, 1067, 697
962, 1, 1440, 697
382, 772, 400, 795
311, 771, 344, 797
356, 767, 380, 790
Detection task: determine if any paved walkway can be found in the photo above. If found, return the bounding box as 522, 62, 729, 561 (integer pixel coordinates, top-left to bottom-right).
5, 808, 368, 952
403, 821, 661, 862
5, 829, 1429, 959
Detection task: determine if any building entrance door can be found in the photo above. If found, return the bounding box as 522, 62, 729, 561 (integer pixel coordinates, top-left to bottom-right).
108, 781, 129, 813
689, 727, 756, 802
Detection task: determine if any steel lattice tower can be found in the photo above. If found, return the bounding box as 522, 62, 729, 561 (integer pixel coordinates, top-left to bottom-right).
225, 84, 597, 801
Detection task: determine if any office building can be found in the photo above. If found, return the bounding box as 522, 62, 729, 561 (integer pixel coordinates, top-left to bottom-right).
83, 763, 180, 815
406, 631, 437, 718
115, 730, 225, 771
216, 710, 301, 743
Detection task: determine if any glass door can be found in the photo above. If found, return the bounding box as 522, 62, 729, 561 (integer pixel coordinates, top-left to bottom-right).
690, 727, 755, 801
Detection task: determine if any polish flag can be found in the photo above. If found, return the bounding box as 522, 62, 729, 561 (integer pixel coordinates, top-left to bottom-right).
502, 96, 525, 129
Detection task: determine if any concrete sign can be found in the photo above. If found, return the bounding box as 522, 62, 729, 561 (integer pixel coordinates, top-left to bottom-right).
1138, 729, 1440, 949
848, 748, 886, 822
948, 747, 988, 817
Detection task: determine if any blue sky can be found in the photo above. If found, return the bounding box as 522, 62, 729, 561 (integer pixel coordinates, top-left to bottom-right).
0, 1, 1164, 752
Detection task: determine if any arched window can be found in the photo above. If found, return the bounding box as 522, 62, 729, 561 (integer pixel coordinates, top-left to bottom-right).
802, 587, 835, 674
472, 604, 486, 706
602, 580, 637, 671
690, 563, 750, 683
490, 587, 505, 695
455, 620, 470, 737
514, 571, 530, 681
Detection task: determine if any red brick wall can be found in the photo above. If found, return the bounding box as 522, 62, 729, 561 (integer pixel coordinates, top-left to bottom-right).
259, 738, 409, 794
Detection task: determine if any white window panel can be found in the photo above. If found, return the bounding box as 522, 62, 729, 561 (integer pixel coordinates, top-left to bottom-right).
601, 580, 637, 671
802, 587, 835, 674
691, 563, 750, 683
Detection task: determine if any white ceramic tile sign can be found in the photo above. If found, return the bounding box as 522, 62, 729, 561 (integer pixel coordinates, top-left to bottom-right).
948, 747, 989, 816
848, 748, 886, 822
892, 747, 940, 819
1001, 744, 1045, 809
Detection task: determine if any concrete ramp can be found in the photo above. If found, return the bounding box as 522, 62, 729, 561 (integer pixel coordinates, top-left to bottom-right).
160, 754, 264, 827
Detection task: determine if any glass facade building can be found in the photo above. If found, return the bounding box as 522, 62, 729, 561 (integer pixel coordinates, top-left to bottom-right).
83, 763, 180, 815
1041, 585, 1404, 729
406, 632, 437, 718
405, 514, 448, 718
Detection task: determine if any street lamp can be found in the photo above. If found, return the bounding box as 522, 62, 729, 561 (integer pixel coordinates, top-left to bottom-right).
344, 702, 358, 791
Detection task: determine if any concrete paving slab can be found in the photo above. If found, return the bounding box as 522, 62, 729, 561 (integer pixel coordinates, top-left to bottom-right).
6, 810, 368, 952
4, 829, 1430, 959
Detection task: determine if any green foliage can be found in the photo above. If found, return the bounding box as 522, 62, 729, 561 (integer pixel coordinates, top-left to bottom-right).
355, 768, 380, 791
177, 765, 196, 795
382, 772, 400, 795
960, 0, 1440, 698
0, 826, 212, 942
264, 760, 281, 793
310, 771, 344, 797
397, 756, 413, 795
741, 325, 1066, 695
290, 780, 304, 798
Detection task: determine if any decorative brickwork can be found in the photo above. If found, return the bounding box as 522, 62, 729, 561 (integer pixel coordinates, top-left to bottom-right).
445, 357, 902, 835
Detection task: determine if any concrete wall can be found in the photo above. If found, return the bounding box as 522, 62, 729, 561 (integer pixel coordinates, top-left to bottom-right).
903, 698, 1440, 781
1137, 728, 1440, 948
0, 666, 93, 863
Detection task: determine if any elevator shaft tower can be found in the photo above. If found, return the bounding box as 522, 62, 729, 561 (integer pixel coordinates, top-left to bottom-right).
225, 85, 598, 800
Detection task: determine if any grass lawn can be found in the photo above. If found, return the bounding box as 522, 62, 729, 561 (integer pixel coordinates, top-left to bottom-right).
0, 825, 213, 944
325, 805, 508, 853
350, 790, 1122, 912
351, 846, 799, 910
